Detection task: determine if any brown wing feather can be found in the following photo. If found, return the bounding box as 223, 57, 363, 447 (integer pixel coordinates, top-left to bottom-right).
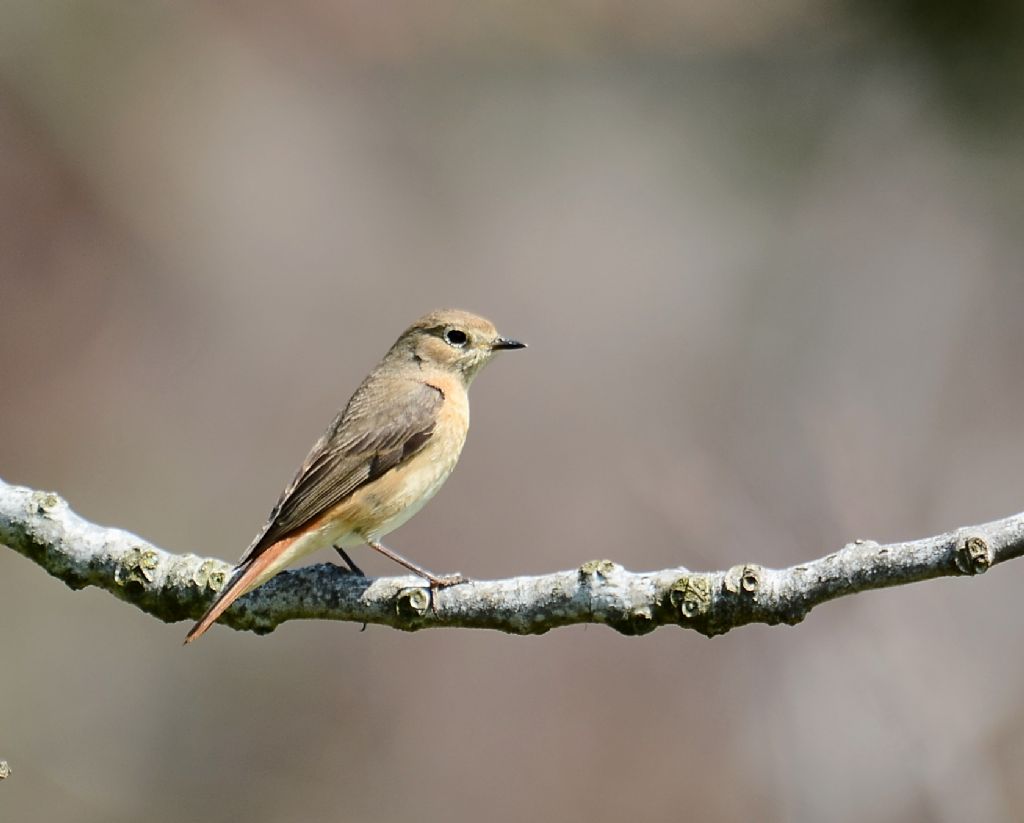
239, 377, 444, 564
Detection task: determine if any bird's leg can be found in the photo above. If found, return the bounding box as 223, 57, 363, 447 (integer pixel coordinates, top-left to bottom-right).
332, 544, 365, 577
364, 539, 468, 592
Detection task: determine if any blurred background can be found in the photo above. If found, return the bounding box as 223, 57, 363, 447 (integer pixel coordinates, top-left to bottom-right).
3, 2, 1024, 821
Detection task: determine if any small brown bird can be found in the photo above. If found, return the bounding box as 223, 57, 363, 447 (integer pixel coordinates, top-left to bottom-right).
184, 309, 525, 643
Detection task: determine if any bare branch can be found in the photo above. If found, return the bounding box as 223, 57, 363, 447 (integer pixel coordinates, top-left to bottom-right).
2, 477, 1022, 638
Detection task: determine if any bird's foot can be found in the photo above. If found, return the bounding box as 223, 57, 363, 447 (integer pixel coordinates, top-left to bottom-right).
424, 572, 468, 613
426, 572, 469, 589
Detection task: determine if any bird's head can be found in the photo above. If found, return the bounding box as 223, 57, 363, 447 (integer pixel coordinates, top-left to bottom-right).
389, 309, 526, 385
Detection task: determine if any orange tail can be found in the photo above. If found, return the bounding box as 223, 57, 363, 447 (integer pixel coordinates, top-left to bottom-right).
184, 536, 297, 644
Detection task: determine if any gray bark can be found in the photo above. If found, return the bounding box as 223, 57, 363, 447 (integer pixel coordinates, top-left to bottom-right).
2, 477, 1021, 638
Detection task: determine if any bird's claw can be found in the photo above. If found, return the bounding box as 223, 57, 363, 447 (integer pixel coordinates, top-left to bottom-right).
428, 572, 468, 589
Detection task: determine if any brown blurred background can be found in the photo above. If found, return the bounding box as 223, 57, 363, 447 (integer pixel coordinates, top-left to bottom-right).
3, 2, 1024, 821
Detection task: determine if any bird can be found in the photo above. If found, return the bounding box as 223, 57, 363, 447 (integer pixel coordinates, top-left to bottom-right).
184, 309, 525, 643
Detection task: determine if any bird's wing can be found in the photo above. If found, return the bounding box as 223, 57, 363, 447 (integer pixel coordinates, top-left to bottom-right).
239, 376, 444, 565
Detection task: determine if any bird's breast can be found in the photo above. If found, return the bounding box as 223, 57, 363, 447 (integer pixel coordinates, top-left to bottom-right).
334, 379, 470, 546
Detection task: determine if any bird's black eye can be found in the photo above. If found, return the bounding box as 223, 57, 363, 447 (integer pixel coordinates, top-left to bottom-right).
444, 328, 468, 347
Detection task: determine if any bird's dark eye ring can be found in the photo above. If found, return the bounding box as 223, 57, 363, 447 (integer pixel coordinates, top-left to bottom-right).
444, 328, 468, 347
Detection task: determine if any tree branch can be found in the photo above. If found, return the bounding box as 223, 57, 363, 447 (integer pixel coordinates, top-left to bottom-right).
1, 477, 1021, 638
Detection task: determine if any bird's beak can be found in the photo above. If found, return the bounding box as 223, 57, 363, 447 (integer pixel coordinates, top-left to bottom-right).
491, 337, 527, 351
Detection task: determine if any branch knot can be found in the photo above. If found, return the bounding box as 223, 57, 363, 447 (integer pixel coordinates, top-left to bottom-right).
669, 575, 712, 621
955, 535, 991, 575
724, 564, 763, 595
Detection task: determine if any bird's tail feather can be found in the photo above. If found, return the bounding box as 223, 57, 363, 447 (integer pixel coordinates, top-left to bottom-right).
183, 536, 296, 644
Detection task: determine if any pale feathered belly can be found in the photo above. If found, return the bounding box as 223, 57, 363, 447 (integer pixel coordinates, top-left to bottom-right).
305, 402, 467, 551
251, 441, 463, 588
336, 435, 463, 546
